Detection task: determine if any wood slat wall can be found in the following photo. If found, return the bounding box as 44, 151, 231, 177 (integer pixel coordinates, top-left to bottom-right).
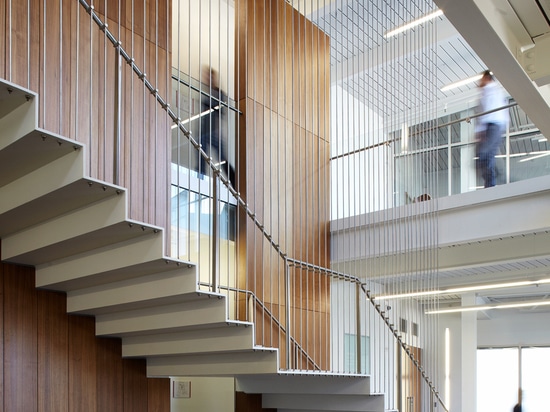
236, 0, 331, 369
235, 392, 276, 412
0, 261, 170, 412
0, 0, 172, 234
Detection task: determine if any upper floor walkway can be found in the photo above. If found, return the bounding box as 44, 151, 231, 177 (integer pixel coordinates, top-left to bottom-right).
331, 174, 550, 290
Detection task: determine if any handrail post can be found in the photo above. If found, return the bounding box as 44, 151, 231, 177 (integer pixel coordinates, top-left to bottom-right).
285, 259, 291, 369
356, 282, 361, 373
113, 42, 122, 185
211, 169, 219, 293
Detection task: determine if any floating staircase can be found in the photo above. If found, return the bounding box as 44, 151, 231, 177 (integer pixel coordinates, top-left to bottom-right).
0, 78, 384, 412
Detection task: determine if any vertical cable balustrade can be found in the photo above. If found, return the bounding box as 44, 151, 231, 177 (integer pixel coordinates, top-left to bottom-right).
6, 4, 545, 411
70, 1, 448, 408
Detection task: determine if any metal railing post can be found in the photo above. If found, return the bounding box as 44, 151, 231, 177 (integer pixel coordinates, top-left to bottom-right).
285, 259, 291, 369
356, 282, 361, 373
113, 42, 122, 185
211, 169, 219, 293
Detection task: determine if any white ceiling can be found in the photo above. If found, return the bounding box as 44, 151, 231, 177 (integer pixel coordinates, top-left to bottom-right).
305, 0, 550, 311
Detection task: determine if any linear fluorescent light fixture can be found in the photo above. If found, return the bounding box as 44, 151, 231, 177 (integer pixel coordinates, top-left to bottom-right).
426, 299, 550, 314
384, 9, 443, 38
518, 151, 550, 162
171, 106, 221, 129
374, 278, 550, 301
440, 73, 484, 92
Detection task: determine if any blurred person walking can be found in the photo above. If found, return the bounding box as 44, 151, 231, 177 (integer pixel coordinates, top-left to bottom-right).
475, 70, 508, 188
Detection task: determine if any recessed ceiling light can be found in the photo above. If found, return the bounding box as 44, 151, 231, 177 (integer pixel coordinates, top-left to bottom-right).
440, 74, 484, 92
384, 9, 443, 38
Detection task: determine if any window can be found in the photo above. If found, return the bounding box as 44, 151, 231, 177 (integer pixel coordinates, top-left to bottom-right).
344, 333, 370, 374
477, 346, 550, 412
477, 348, 518, 412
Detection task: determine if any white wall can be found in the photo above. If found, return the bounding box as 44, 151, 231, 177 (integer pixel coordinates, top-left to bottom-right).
436, 313, 464, 412
478, 311, 550, 347
330, 83, 392, 218
171, 377, 234, 412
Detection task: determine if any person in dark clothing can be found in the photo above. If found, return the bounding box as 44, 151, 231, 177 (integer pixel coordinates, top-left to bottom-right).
199, 66, 234, 185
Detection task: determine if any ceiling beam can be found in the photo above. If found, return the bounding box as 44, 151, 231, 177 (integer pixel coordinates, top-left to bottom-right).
433, 0, 550, 142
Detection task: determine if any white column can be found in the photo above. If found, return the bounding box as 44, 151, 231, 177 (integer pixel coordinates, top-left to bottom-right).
461, 292, 477, 412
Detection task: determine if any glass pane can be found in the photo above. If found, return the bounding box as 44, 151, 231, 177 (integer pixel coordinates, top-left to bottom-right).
522, 347, 550, 412
477, 348, 519, 412
394, 149, 440, 206
344, 333, 370, 374
509, 133, 550, 183
449, 112, 462, 144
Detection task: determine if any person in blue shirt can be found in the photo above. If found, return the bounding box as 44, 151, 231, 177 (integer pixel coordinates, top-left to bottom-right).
475, 70, 509, 188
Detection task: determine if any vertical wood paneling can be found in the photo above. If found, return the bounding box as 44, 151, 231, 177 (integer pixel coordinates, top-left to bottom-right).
29, 0, 40, 93
236, 0, 247, 102
59, 0, 73, 138
42, 0, 61, 133
2, 0, 171, 233
269, 0, 278, 112
237, 0, 330, 368
9, 0, 29, 88
123, 358, 149, 412
97, 337, 124, 411
250, 0, 264, 105
235, 392, 277, 412
68, 315, 97, 411
147, 378, 171, 412
3, 264, 37, 412
0, 0, 5, 80
0, 261, 170, 411
38, 290, 69, 412
283, 4, 293, 121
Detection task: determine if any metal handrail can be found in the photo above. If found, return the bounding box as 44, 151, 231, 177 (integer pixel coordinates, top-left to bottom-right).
330, 102, 519, 161
171, 73, 242, 115
78, 2, 446, 410
199, 282, 322, 371
285, 258, 450, 412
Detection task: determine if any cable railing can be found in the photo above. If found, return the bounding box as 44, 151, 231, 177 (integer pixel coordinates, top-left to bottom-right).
76, 1, 447, 411
200, 282, 323, 371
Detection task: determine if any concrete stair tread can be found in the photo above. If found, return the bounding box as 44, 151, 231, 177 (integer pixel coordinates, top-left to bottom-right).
276, 408, 382, 412
94, 298, 246, 337
122, 325, 255, 357
0, 79, 34, 119
236, 374, 372, 395
262, 393, 384, 411
38, 253, 196, 291
0, 176, 121, 237
147, 349, 280, 376
3, 219, 163, 266
0, 128, 82, 187
69, 289, 220, 316
66, 267, 204, 315
98, 318, 252, 338
0, 79, 36, 118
